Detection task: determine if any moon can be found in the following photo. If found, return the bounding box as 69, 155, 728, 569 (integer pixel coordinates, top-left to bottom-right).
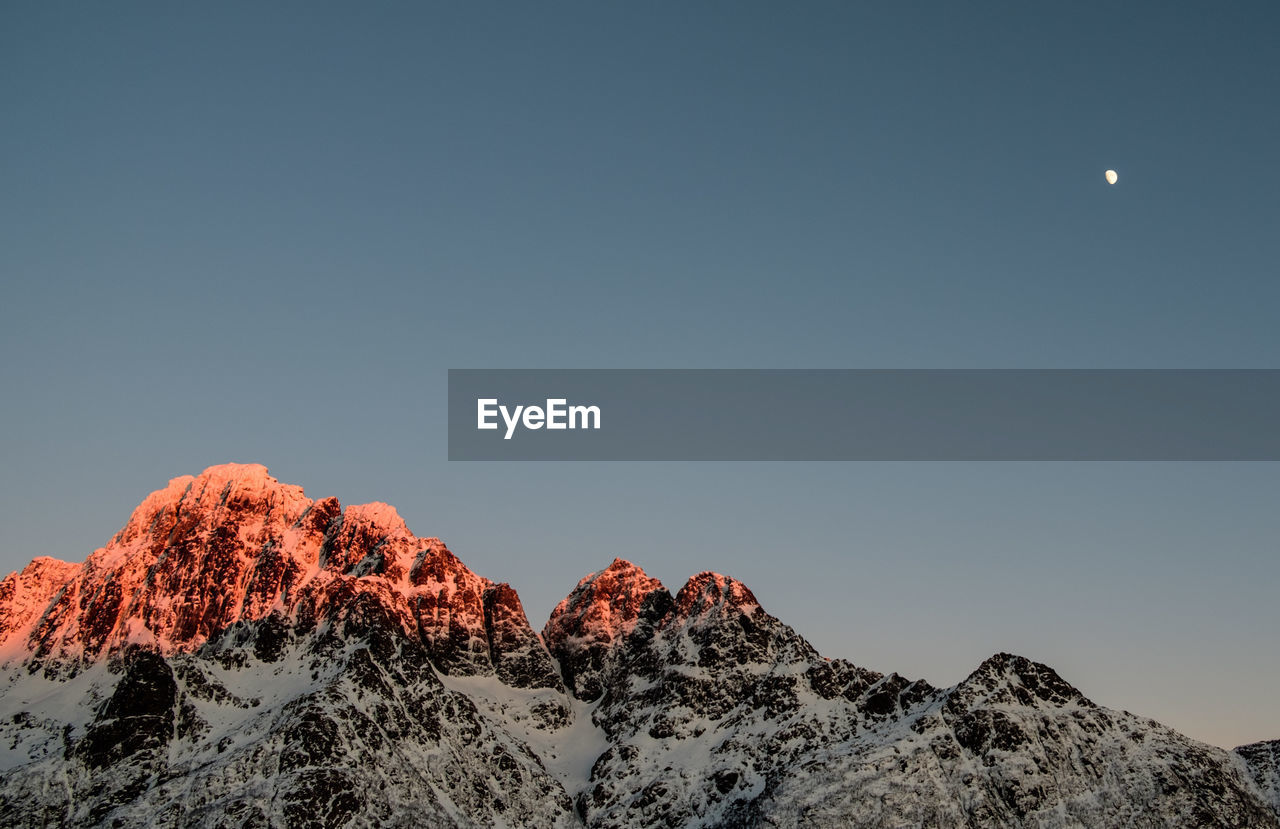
1105, 169, 1118, 185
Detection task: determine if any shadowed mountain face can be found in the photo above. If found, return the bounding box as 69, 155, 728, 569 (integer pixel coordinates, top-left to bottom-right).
0, 465, 1275, 828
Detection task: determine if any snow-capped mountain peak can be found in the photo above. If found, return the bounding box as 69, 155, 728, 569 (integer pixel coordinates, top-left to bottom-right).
0, 466, 1276, 828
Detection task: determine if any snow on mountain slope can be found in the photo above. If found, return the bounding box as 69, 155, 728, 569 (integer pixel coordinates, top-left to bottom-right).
0, 627, 577, 827
0, 465, 1275, 828
1240, 740, 1280, 814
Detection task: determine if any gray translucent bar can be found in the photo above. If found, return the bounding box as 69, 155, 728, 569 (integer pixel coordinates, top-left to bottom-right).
447, 370, 1280, 461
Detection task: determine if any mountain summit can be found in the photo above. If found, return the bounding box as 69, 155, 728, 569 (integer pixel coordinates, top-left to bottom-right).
3, 463, 558, 687
0, 465, 1275, 827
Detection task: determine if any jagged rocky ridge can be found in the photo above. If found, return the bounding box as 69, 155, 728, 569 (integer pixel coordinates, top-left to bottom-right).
0, 464, 1275, 828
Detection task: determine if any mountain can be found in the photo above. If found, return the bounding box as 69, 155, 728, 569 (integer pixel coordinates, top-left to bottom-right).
0, 464, 1275, 828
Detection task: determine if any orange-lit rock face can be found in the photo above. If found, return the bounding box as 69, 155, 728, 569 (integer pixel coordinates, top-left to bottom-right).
544, 558, 668, 648
0, 557, 80, 654
4, 464, 555, 686
672, 571, 760, 621
542, 558, 674, 701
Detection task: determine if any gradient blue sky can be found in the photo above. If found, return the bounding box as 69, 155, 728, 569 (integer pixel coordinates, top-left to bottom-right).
2, 3, 1278, 748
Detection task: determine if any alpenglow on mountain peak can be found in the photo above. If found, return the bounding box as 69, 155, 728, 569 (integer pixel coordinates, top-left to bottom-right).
0, 465, 1276, 828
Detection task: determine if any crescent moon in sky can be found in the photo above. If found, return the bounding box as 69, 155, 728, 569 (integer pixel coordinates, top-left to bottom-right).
1105, 169, 1119, 185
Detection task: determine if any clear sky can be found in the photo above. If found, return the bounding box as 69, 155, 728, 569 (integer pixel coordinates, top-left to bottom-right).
2, 2, 1277, 749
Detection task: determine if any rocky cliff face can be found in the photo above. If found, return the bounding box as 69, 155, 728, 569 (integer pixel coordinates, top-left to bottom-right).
0, 464, 1275, 828
11, 464, 560, 690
